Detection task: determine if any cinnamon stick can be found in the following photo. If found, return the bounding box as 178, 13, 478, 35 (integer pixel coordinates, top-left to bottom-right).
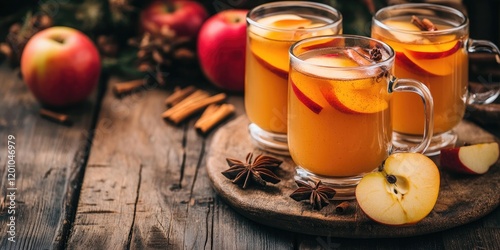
344, 48, 373, 66
335, 201, 350, 214
195, 104, 235, 134
422, 18, 437, 31
39, 108, 73, 126
344, 48, 386, 77
352, 47, 372, 61
112, 79, 145, 96
162, 90, 210, 118
162, 92, 227, 124
164, 85, 197, 107
411, 16, 437, 31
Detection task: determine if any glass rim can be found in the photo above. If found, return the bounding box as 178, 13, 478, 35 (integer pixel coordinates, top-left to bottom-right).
289, 35, 395, 72
246, 1, 342, 33
373, 3, 468, 36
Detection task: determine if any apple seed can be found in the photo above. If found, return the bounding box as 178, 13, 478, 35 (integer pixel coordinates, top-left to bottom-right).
386, 174, 397, 184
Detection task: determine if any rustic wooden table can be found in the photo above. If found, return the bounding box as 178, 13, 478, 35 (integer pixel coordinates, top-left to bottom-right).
0, 60, 499, 249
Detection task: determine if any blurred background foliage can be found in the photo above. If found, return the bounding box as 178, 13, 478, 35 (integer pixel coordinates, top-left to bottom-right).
1, 0, 498, 42
0, 0, 498, 77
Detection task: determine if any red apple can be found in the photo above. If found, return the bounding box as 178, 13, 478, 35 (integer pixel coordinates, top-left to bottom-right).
291, 80, 323, 114
20, 26, 101, 107
440, 142, 499, 174
197, 9, 248, 92
140, 0, 208, 38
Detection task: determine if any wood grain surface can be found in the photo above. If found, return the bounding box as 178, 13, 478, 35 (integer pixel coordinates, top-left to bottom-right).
207, 115, 500, 238
0, 64, 99, 249
1, 61, 499, 249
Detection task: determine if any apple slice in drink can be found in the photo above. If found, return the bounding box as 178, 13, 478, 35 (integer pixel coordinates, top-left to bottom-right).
320, 83, 389, 114
271, 19, 312, 28
382, 20, 424, 43
405, 40, 461, 59
302, 52, 389, 114
255, 14, 304, 26
356, 153, 440, 226
252, 52, 289, 80
299, 38, 344, 53
395, 52, 434, 75
395, 51, 452, 76
290, 80, 323, 114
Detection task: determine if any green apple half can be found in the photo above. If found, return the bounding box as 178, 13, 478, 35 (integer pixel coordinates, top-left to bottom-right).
355, 153, 440, 226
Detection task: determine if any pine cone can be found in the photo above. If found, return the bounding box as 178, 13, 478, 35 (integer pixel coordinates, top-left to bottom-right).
1, 13, 53, 67
128, 26, 197, 86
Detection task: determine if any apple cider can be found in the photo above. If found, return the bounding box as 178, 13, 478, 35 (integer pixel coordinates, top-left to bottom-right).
245, 2, 342, 155
372, 16, 468, 136
288, 49, 391, 177
289, 35, 433, 199
246, 14, 340, 133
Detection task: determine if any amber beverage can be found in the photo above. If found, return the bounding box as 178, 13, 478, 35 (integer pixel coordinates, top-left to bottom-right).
372, 3, 500, 155
245, 1, 342, 155
289, 35, 434, 199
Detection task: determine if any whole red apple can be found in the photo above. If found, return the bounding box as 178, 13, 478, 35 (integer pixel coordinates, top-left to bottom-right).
197, 9, 248, 92
21, 26, 101, 107
140, 0, 209, 38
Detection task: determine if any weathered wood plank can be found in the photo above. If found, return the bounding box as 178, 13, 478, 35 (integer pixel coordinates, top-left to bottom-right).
0, 63, 98, 249
67, 74, 296, 249
66, 77, 168, 249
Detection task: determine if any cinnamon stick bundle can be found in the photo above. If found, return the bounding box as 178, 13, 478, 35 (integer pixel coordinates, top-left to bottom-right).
164, 85, 197, 107
195, 104, 235, 134
162, 91, 227, 124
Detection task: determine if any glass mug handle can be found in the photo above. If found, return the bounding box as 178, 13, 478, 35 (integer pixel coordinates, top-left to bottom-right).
388, 75, 434, 153
467, 39, 500, 104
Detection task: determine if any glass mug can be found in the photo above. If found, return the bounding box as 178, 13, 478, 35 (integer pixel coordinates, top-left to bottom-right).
372, 3, 500, 156
245, 1, 342, 155
288, 35, 434, 199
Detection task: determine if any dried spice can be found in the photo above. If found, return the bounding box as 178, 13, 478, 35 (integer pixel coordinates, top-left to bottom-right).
411, 15, 437, 31
128, 27, 197, 85
221, 153, 282, 189
290, 180, 336, 210
370, 48, 382, 62
1, 13, 53, 67
39, 109, 73, 126
335, 201, 350, 214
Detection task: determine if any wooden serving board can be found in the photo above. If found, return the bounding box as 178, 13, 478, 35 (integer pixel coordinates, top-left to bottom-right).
206, 115, 500, 238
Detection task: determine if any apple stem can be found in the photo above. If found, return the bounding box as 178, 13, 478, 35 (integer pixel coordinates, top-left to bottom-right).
378, 160, 386, 172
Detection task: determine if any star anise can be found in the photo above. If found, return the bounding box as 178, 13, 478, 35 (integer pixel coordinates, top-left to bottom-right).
221, 152, 282, 189
370, 48, 382, 62
290, 180, 336, 210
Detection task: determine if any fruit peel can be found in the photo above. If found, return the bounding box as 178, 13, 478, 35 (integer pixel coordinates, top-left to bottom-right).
440, 142, 499, 175
291, 80, 323, 114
